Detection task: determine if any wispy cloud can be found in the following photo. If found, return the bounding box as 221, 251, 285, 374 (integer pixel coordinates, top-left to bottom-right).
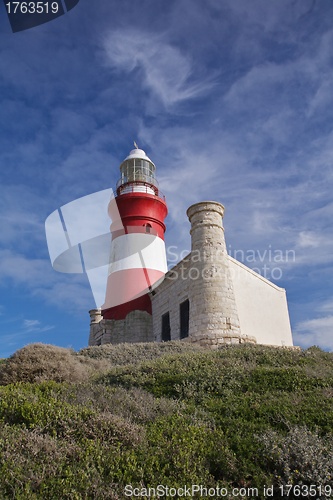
293, 295, 333, 350
318, 299, 333, 314
0, 249, 53, 287
0, 318, 55, 358
294, 315, 333, 351
24, 319, 41, 329
0, 248, 93, 311
103, 29, 215, 110
23, 319, 54, 333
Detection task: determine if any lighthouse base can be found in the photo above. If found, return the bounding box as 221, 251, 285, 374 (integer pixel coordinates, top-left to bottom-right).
89, 310, 153, 346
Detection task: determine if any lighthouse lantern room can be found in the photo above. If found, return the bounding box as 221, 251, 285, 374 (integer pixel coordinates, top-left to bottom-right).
117, 148, 158, 196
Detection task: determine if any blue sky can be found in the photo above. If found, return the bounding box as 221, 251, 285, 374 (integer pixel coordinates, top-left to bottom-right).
1, 0, 333, 357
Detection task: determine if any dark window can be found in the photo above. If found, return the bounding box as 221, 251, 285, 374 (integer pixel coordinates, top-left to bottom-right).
180, 299, 190, 339
161, 312, 171, 341
144, 223, 152, 233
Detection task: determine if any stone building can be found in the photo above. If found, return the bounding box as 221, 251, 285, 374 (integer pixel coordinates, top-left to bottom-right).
89, 148, 293, 348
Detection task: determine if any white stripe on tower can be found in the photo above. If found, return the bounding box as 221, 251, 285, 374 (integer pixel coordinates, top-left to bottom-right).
102, 234, 167, 309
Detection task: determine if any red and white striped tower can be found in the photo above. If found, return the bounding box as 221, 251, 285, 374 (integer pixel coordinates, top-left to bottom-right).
101, 145, 168, 320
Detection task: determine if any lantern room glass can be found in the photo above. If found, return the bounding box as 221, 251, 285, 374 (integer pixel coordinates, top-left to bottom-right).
118, 159, 158, 188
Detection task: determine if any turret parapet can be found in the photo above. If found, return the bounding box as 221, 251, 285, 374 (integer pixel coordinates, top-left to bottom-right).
187, 201, 226, 252
89, 308, 102, 325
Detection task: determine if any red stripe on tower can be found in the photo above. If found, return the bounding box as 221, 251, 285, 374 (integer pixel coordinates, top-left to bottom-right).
101, 146, 168, 320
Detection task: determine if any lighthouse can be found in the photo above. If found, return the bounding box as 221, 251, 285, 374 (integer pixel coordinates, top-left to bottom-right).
101, 146, 168, 321
87, 148, 293, 349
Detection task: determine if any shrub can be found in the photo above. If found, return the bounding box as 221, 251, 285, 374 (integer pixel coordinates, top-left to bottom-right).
258, 426, 333, 489
0, 343, 107, 385
0, 424, 122, 499
0, 382, 145, 445
139, 413, 236, 487
79, 340, 203, 365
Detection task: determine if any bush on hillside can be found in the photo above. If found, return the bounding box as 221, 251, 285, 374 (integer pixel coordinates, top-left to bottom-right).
0, 423, 122, 499
258, 426, 333, 488
0, 343, 106, 385
0, 341, 205, 385
79, 340, 203, 365
62, 384, 182, 424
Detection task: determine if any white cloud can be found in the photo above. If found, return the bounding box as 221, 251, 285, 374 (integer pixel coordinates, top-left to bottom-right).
0, 248, 93, 311
223, 28, 333, 132
318, 300, 333, 314
103, 29, 215, 109
293, 231, 333, 266
22, 319, 54, 334
0, 316, 55, 358
297, 231, 320, 249
225, 0, 317, 32
294, 315, 333, 351
251, 209, 279, 236
0, 185, 46, 249
0, 249, 53, 287
34, 278, 94, 311
307, 77, 333, 117
23, 319, 41, 329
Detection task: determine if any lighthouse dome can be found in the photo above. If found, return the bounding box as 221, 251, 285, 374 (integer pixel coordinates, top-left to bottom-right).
123, 148, 155, 167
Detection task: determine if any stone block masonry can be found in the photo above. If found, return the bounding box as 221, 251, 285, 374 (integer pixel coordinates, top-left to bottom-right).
152, 201, 256, 348
89, 309, 153, 346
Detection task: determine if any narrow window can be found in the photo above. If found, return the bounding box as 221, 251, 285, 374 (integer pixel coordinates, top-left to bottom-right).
144, 223, 152, 233
180, 299, 190, 339
161, 312, 171, 341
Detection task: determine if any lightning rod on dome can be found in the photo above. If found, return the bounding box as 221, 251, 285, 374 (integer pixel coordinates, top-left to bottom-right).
134, 141, 139, 149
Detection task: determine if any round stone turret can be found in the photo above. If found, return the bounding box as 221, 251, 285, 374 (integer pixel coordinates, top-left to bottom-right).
89, 308, 102, 325
186, 201, 244, 347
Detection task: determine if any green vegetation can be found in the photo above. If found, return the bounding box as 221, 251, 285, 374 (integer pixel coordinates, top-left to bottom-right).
0, 342, 332, 498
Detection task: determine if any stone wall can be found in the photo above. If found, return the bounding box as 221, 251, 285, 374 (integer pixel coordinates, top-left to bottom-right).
152, 201, 256, 348
152, 257, 192, 341
151, 252, 256, 347
229, 257, 293, 346
88, 309, 153, 346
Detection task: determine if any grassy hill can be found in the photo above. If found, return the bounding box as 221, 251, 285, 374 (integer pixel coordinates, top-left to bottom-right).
0, 342, 332, 499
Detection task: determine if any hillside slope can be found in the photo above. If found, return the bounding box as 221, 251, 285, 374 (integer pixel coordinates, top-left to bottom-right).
0, 342, 332, 499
